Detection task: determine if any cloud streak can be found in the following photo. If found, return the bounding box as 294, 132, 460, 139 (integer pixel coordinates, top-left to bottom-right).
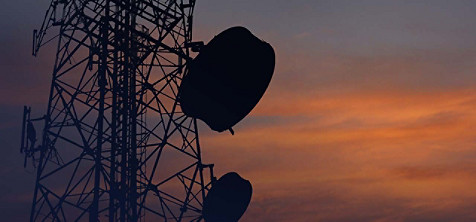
199, 87, 476, 221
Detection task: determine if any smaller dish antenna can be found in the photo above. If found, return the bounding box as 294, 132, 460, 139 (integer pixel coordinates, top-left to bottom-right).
202, 172, 253, 222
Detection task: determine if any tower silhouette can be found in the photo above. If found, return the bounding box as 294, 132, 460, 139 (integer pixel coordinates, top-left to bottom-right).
21, 0, 276, 221
21, 0, 215, 221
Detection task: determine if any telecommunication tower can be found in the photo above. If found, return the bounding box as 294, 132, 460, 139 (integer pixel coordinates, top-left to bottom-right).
22, 0, 214, 221
20, 0, 275, 221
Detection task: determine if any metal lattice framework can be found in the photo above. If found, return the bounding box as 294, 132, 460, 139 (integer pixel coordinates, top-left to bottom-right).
25, 0, 214, 221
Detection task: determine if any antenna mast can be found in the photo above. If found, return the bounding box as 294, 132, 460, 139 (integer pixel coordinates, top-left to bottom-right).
22, 0, 214, 221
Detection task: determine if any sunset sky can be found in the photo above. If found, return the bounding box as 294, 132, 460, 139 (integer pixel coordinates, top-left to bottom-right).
1, 0, 476, 221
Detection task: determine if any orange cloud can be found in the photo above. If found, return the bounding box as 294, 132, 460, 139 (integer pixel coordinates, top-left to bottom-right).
198, 87, 476, 221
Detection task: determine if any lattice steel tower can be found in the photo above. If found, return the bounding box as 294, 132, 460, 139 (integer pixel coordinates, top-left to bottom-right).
22, 0, 215, 221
